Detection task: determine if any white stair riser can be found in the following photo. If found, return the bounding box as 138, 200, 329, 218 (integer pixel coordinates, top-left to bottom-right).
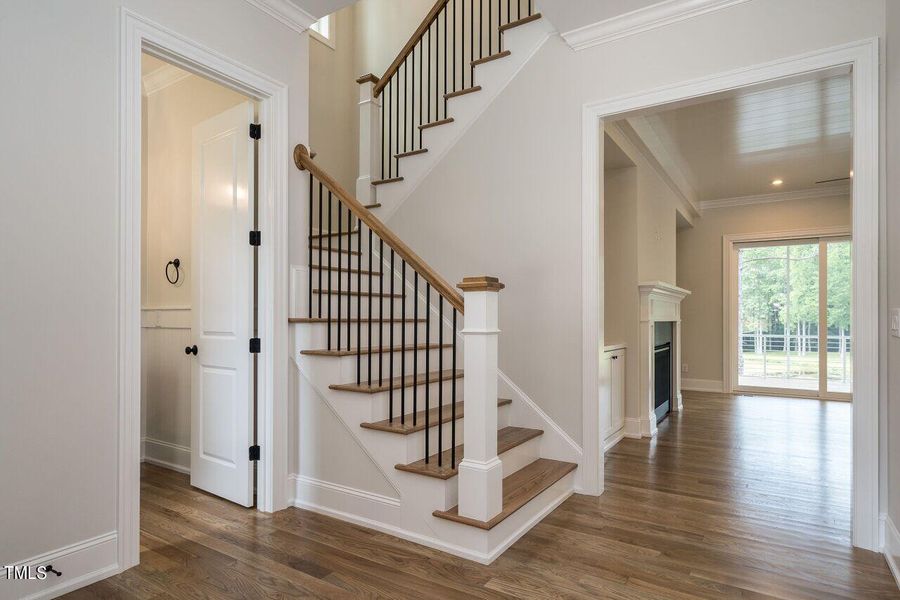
294, 321, 445, 351
300, 348, 460, 380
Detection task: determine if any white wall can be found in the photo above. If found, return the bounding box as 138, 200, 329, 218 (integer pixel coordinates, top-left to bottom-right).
384, 0, 885, 446
676, 196, 852, 387
0, 0, 309, 590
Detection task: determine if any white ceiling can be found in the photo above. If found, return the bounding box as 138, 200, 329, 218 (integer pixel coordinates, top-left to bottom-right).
623, 73, 852, 202
288, 0, 357, 19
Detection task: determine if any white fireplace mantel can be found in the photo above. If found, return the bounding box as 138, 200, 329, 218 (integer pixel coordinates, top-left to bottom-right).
638, 282, 690, 437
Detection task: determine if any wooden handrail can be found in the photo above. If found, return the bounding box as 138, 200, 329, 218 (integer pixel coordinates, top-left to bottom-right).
294, 144, 464, 313
373, 0, 449, 98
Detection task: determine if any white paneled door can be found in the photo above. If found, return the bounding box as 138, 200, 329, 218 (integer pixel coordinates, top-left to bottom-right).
189, 102, 255, 507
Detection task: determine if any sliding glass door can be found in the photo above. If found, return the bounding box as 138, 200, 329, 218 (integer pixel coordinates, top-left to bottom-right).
735, 237, 851, 399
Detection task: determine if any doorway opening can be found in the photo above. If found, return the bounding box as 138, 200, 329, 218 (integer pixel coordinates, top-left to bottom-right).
140, 52, 259, 507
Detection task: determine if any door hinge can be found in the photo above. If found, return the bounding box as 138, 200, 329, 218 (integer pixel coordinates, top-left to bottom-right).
249, 445, 261, 461
249, 337, 261, 353
249, 123, 261, 140
249, 230, 261, 246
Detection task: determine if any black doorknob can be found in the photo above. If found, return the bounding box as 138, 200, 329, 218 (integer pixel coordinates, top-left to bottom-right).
185, 345, 198, 356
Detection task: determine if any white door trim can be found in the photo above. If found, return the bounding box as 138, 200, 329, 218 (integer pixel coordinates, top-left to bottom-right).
721, 226, 852, 399
119, 8, 290, 571
581, 37, 881, 551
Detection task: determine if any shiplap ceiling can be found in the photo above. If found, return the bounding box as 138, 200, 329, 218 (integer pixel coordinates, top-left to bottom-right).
624, 73, 852, 202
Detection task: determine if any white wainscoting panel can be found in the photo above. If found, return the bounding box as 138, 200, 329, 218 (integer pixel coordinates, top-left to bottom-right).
682, 378, 724, 392
141, 308, 192, 473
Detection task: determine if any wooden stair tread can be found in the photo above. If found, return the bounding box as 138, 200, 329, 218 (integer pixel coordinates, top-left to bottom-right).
396, 427, 543, 480
372, 177, 404, 186
433, 459, 577, 529
499, 13, 542, 32
471, 50, 511, 67
445, 86, 482, 100
419, 117, 454, 130
310, 264, 378, 276
395, 148, 429, 159
361, 398, 512, 435
330, 369, 463, 394
312, 288, 404, 298
302, 343, 450, 357
289, 316, 426, 324
310, 245, 361, 256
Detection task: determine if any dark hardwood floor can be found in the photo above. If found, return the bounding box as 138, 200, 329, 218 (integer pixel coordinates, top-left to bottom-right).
68, 392, 899, 599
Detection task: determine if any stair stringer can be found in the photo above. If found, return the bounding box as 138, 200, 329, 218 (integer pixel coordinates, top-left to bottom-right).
371, 18, 555, 223
289, 323, 576, 564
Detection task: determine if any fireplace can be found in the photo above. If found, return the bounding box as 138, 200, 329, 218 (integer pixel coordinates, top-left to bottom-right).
654, 322, 674, 423
638, 282, 690, 437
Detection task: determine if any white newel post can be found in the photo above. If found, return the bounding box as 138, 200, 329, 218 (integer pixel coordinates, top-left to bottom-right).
457, 276, 505, 523
356, 74, 380, 206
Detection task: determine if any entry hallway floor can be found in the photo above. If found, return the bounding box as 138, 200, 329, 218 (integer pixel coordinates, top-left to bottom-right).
69, 392, 899, 599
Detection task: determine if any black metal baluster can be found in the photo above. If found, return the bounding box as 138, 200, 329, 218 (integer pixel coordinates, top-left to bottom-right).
419, 38, 424, 147
438, 296, 443, 467
379, 238, 384, 386
394, 72, 399, 177
425, 282, 431, 462
462, 0, 466, 89
413, 272, 419, 426
451, 308, 457, 468
528, 0, 532, 16
427, 28, 431, 125
322, 181, 325, 319
401, 261, 406, 424
434, 20, 439, 123
368, 229, 373, 386
489, 0, 492, 56
327, 190, 332, 349
389, 250, 395, 419
443, 5, 448, 118
346, 213, 352, 351
308, 174, 313, 318
357, 224, 362, 384
452, 0, 457, 94
386, 79, 392, 179
337, 203, 342, 350
403, 60, 408, 156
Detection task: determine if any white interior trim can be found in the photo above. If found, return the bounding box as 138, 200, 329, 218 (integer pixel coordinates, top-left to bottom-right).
701, 182, 851, 211
119, 7, 291, 573
141, 437, 191, 474
583, 37, 881, 551
141, 63, 190, 95
561, 0, 752, 51
884, 515, 900, 591
241, 0, 317, 34
681, 378, 724, 392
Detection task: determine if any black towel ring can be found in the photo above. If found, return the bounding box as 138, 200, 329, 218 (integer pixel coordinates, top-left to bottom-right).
165, 258, 181, 285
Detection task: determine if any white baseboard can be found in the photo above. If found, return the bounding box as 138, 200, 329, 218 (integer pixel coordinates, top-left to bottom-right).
142, 437, 190, 474
682, 378, 724, 392
884, 514, 900, 592
2, 532, 119, 600
623, 417, 642, 439
603, 429, 626, 451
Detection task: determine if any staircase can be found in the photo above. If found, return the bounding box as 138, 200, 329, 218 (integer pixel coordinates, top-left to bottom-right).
289, 1, 575, 564
355, 0, 554, 219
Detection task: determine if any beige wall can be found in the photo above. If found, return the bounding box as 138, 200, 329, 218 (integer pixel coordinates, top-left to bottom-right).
142, 70, 248, 308
384, 0, 884, 445
676, 196, 852, 385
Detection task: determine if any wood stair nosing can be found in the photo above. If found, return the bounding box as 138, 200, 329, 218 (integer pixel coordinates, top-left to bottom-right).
471, 50, 511, 68
289, 316, 426, 324
419, 117, 455, 131
302, 342, 451, 357
361, 398, 512, 435
372, 177, 404, 186
329, 369, 463, 394
364, 203, 382, 209
395, 148, 429, 159
395, 426, 544, 480
312, 288, 404, 299
310, 245, 361, 256
444, 86, 482, 100
498, 13, 542, 33
433, 458, 577, 529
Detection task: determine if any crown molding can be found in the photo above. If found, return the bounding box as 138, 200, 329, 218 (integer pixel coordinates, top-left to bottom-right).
561, 0, 752, 51
242, 0, 317, 34
700, 182, 851, 211
142, 63, 190, 95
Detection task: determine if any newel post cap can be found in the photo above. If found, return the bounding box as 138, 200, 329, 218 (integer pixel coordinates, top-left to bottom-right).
457, 276, 505, 292
356, 73, 379, 85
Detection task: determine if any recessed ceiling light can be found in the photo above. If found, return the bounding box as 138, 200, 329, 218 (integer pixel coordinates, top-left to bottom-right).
772, 179, 783, 186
